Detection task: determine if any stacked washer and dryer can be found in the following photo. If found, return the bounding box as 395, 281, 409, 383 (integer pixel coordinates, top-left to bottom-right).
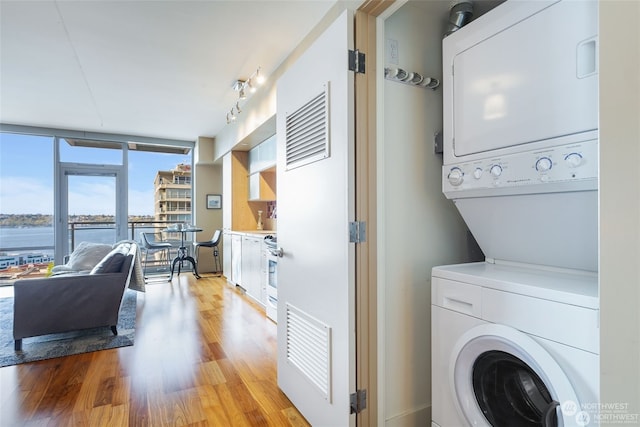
432, 1, 599, 426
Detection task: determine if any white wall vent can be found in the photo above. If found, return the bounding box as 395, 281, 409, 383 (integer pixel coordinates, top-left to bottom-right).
285, 84, 330, 170
285, 302, 332, 401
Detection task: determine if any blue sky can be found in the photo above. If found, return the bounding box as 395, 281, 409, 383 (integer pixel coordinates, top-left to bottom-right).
0, 133, 190, 215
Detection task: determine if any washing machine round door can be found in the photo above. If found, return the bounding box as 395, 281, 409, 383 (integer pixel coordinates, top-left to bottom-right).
450, 324, 584, 427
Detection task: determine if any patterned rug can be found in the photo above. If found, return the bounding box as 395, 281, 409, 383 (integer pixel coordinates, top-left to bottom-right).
0, 289, 137, 367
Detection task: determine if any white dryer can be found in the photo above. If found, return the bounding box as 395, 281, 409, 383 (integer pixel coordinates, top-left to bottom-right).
441, 0, 599, 272
432, 262, 599, 427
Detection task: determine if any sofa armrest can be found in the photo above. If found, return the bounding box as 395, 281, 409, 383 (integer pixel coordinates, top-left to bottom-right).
13, 272, 129, 340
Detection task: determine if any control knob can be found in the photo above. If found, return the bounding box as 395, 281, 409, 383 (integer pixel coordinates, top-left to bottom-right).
565, 153, 583, 168
473, 168, 483, 179
536, 157, 553, 172
490, 164, 503, 178
447, 167, 464, 186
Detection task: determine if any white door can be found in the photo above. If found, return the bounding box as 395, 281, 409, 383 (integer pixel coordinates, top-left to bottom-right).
276, 10, 356, 427
57, 163, 127, 263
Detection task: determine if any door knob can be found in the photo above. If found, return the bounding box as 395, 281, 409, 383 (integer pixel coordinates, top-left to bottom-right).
270, 247, 284, 257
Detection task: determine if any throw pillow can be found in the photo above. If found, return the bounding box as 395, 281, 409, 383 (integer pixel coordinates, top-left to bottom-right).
90, 243, 131, 274
65, 242, 113, 271
90, 252, 126, 274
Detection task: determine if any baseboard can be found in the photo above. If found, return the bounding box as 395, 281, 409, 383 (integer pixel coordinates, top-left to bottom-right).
385, 405, 431, 427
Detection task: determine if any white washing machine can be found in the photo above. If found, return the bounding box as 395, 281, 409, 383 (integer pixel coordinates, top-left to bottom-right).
432, 262, 599, 427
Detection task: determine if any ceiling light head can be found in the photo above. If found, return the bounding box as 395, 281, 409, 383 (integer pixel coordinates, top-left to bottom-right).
247, 79, 256, 93
235, 102, 242, 114
239, 88, 246, 100
232, 79, 246, 92
255, 68, 265, 85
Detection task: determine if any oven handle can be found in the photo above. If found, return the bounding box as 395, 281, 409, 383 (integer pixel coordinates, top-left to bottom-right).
269, 247, 284, 258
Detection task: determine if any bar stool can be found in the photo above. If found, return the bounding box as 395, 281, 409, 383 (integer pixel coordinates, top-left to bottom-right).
193, 229, 222, 274
140, 232, 173, 278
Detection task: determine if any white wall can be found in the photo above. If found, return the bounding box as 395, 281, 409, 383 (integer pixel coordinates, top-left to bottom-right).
379, 3, 476, 425
193, 136, 223, 272
212, 1, 361, 161
599, 0, 640, 421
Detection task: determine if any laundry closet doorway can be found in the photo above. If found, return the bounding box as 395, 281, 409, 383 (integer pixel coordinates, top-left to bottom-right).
374, 1, 498, 425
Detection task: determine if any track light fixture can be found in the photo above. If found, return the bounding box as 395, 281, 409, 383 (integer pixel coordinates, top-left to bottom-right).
226, 67, 265, 125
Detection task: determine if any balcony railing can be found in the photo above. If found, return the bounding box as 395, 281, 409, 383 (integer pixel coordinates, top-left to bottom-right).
0, 220, 195, 274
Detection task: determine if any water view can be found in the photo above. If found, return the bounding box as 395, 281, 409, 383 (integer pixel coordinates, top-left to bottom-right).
0, 225, 160, 268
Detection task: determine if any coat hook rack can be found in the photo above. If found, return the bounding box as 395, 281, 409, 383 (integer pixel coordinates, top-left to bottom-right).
384, 67, 440, 90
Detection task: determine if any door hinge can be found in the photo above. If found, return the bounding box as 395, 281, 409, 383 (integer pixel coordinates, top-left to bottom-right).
350, 389, 367, 414
348, 49, 365, 74
349, 221, 366, 243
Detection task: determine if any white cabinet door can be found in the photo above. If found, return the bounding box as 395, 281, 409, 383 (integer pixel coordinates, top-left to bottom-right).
230, 234, 242, 285
248, 173, 260, 201
249, 134, 277, 174
222, 231, 232, 281
276, 9, 355, 426
241, 236, 262, 303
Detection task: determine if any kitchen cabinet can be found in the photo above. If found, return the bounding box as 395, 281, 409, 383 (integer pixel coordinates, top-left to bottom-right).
248, 169, 276, 201
230, 233, 242, 286
222, 231, 232, 281
248, 134, 276, 174
240, 235, 263, 304
222, 151, 262, 231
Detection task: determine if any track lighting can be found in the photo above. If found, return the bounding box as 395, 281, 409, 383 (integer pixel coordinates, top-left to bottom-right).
255, 68, 265, 85
225, 67, 265, 125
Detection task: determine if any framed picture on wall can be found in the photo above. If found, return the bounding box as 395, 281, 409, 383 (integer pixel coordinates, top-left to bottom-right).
206, 194, 222, 209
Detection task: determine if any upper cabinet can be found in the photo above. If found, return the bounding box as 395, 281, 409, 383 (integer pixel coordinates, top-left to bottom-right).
248, 135, 277, 201
249, 170, 276, 201
222, 151, 261, 230
248, 134, 276, 174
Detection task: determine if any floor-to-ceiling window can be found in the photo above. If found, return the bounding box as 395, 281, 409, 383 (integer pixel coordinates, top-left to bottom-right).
0, 127, 194, 273
0, 133, 55, 268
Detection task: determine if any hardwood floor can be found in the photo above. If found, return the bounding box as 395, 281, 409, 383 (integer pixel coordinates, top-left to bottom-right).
0, 274, 310, 426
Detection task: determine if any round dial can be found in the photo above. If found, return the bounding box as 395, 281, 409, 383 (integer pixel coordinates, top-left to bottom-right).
473, 168, 483, 179
565, 152, 583, 168
448, 167, 464, 186
536, 157, 552, 172
490, 164, 503, 177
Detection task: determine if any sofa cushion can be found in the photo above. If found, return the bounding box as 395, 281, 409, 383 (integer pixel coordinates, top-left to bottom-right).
90, 243, 130, 274
52, 242, 113, 273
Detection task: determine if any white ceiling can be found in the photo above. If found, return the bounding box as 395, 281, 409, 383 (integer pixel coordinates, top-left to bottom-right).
0, 0, 336, 142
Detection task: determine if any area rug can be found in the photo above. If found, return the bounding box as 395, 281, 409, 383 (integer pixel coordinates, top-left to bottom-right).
0, 290, 137, 367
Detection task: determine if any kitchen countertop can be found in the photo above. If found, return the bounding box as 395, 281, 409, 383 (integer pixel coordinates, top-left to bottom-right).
226, 230, 276, 236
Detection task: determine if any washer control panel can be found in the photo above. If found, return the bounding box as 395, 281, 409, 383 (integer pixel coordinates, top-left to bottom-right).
443, 139, 598, 195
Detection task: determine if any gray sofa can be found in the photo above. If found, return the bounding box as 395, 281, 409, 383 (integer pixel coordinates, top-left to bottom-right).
13, 241, 138, 351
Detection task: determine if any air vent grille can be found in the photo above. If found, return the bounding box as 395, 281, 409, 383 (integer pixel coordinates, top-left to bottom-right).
285, 303, 331, 401
285, 85, 330, 170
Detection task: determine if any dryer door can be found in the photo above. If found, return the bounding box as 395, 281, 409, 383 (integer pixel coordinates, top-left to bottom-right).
451, 324, 585, 427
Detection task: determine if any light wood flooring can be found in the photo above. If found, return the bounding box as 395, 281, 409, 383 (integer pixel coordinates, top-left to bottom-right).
0, 274, 310, 426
